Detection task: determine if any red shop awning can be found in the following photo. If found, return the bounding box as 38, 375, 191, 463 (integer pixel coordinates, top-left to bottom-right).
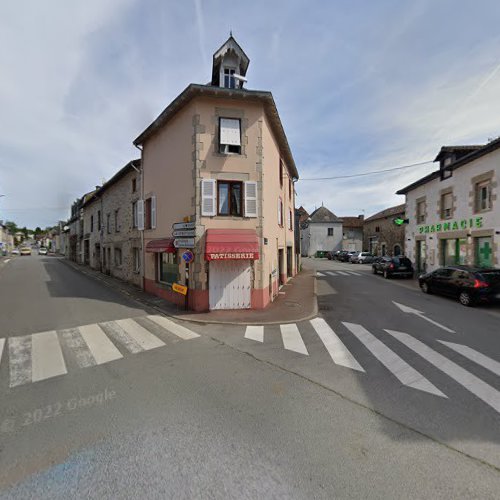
145, 238, 176, 253
205, 229, 259, 261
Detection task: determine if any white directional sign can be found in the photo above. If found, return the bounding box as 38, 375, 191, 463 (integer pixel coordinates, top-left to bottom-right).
173, 238, 195, 249
173, 230, 196, 238
172, 222, 195, 231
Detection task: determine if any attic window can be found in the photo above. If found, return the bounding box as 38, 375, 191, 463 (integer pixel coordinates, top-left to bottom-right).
224, 68, 236, 89
219, 118, 241, 154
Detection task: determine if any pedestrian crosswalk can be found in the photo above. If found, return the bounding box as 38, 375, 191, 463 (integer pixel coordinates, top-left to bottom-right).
244, 320, 500, 415
0, 315, 200, 388
317, 271, 363, 277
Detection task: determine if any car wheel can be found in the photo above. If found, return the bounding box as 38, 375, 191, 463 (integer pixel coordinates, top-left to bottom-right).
420, 282, 431, 294
372, 267, 377, 274
383, 270, 390, 279
459, 291, 475, 307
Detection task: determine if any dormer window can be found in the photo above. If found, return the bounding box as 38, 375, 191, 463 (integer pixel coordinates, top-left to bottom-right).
224, 68, 236, 89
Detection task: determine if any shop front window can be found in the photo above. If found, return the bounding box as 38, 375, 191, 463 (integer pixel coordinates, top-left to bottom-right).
441, 238, 467, 266
158, 252, 178, 285
475, 237, 493, 268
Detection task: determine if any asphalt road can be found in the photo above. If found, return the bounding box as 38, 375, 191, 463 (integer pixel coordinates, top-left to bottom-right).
1, 255, 500, 499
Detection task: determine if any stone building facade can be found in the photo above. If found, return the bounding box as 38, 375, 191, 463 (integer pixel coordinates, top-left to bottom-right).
80, 160, 142, 287
397, 140, 500, 273
363, 204, 405, 257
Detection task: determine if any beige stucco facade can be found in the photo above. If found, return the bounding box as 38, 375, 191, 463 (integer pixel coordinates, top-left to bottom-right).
139, 92, 298, 311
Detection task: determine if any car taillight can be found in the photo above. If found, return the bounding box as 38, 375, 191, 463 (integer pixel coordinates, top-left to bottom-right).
474, 279, 489, 289
389, 263, 395, 269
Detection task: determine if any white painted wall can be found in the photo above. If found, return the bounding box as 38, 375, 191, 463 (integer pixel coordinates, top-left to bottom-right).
302, 222, 343, 256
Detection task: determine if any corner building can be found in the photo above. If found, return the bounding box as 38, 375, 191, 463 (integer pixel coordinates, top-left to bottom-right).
134, 36, 299, 311
397, 140, 500, 273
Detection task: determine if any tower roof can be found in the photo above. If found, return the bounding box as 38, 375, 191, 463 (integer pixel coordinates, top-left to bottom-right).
211, 35, 250, 86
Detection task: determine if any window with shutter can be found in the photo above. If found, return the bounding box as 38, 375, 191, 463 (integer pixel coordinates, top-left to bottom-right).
278, 198, 283, 226
244, 181, 257, 217
137, 200, 144, 230
219, 118, 241, 154
201, 179, 217, 216
151, 196, 157, 229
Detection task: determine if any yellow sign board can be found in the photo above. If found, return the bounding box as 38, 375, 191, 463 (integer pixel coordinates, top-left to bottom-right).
172, 283, 188, 295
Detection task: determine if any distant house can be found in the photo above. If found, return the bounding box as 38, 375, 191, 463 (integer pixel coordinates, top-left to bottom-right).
301, 206, 342, 257
339, 215, 364, 252
364, 204, 405, 257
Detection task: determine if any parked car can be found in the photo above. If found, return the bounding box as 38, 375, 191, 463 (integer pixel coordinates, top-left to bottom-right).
38, 247, 48, 255
349, 252, 362, 263
372, 256, 414, 278
338, 251, 357, 262
11, 248, 20, 255
20, 246, 32, 256
419, 266, 500, 306
357, 252, 375, 264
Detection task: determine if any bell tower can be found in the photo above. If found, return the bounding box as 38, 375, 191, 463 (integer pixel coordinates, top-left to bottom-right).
211, 34, 250, 89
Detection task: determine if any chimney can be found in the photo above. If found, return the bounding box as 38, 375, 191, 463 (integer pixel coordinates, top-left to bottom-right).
358, 214, 364, 220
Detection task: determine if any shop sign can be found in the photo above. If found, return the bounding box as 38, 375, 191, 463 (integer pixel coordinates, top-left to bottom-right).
172, 283, 188, 295
418, 217, 483, 234
172, 222, 196, 231
181, 250, 194, 263
173, 229, 196, 238
173, 238, 195, 248
207, 252, 257, 260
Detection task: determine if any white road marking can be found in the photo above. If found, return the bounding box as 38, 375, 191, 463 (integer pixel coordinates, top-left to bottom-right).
114, 318, 165, 351
245, 326, 264, 343
310, 318, 364, 372
346, 271, 361, 276
8, 335, 32, 387
100, 321, 143, 354
0, 338, 5, 368
336, 271, 350, 276
386, 329, 500, 412
4, 259, 10, 263
148, 315, 200, 340
344, 323, 446, 397
438, 341, 500, 377
325, 271, 337, 276
392, 301, 455, 333
316, 272, 326, 277
59, 328, 97, 368
280, 324, 308, 355
31, 331, 67, 382
79, 324, 123, 365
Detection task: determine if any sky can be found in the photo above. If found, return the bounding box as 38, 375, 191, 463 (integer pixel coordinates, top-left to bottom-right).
1, 0, 500, 228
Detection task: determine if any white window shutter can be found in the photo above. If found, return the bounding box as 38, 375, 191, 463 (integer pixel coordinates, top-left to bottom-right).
201, 179, 216, 216
244, 181, 258, 217
220, 118, 241, 146
151, 196, 157, 229
278, 199, 282, 226
137, 200, 144, 230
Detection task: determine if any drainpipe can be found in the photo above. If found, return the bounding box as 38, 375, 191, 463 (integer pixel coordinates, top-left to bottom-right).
134, 145, 144, 290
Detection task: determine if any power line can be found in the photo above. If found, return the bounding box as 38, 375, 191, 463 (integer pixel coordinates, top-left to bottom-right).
299, 160, 434, 181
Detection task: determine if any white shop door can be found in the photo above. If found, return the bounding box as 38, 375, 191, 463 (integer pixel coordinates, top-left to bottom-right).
209, 260, 251, 310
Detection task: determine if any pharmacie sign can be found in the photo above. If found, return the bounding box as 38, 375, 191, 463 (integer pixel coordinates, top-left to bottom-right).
418, 217, 483, 234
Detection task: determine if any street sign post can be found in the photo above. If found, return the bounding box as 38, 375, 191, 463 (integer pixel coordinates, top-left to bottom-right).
172, 222, 196, 231
173, 238, 195, 248
173, 230, 196, 238
182, 250, 194, 263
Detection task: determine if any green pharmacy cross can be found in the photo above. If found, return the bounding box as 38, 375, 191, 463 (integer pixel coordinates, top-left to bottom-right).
393, 218, 409, 226
478, 241, 493, 267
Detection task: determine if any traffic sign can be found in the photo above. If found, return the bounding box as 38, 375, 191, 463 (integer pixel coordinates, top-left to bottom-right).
182, 250, 194, 263
173, 229, 196, 238
172, 283, 188, 295
172, 222, 195, 231
174, 238, 195, 248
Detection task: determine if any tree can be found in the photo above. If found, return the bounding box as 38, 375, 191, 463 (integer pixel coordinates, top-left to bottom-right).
4, 221, 18, 235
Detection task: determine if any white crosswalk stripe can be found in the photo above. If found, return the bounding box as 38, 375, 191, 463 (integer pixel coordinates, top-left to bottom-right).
59, 328, 97, 368
386, 329, 500, 413
344, 323, 446, 397
0, 338, 5, 369
31, 331, 67, 383
8, 336, 32, 387
280, 324, 308, 355
310, 318, 364, 372
336, 271, 350, 276
316, 272, 326, 277
346, 271, 361, 276
245, 326, 264, 342
114, 318, 165, 351
78, 324, 123, 365
325, 271, 337, 276
148, 315, 200, 340
438, 340, 500, 377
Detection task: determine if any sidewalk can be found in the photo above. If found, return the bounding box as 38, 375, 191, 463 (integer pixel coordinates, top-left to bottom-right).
61, 258, 317, 325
